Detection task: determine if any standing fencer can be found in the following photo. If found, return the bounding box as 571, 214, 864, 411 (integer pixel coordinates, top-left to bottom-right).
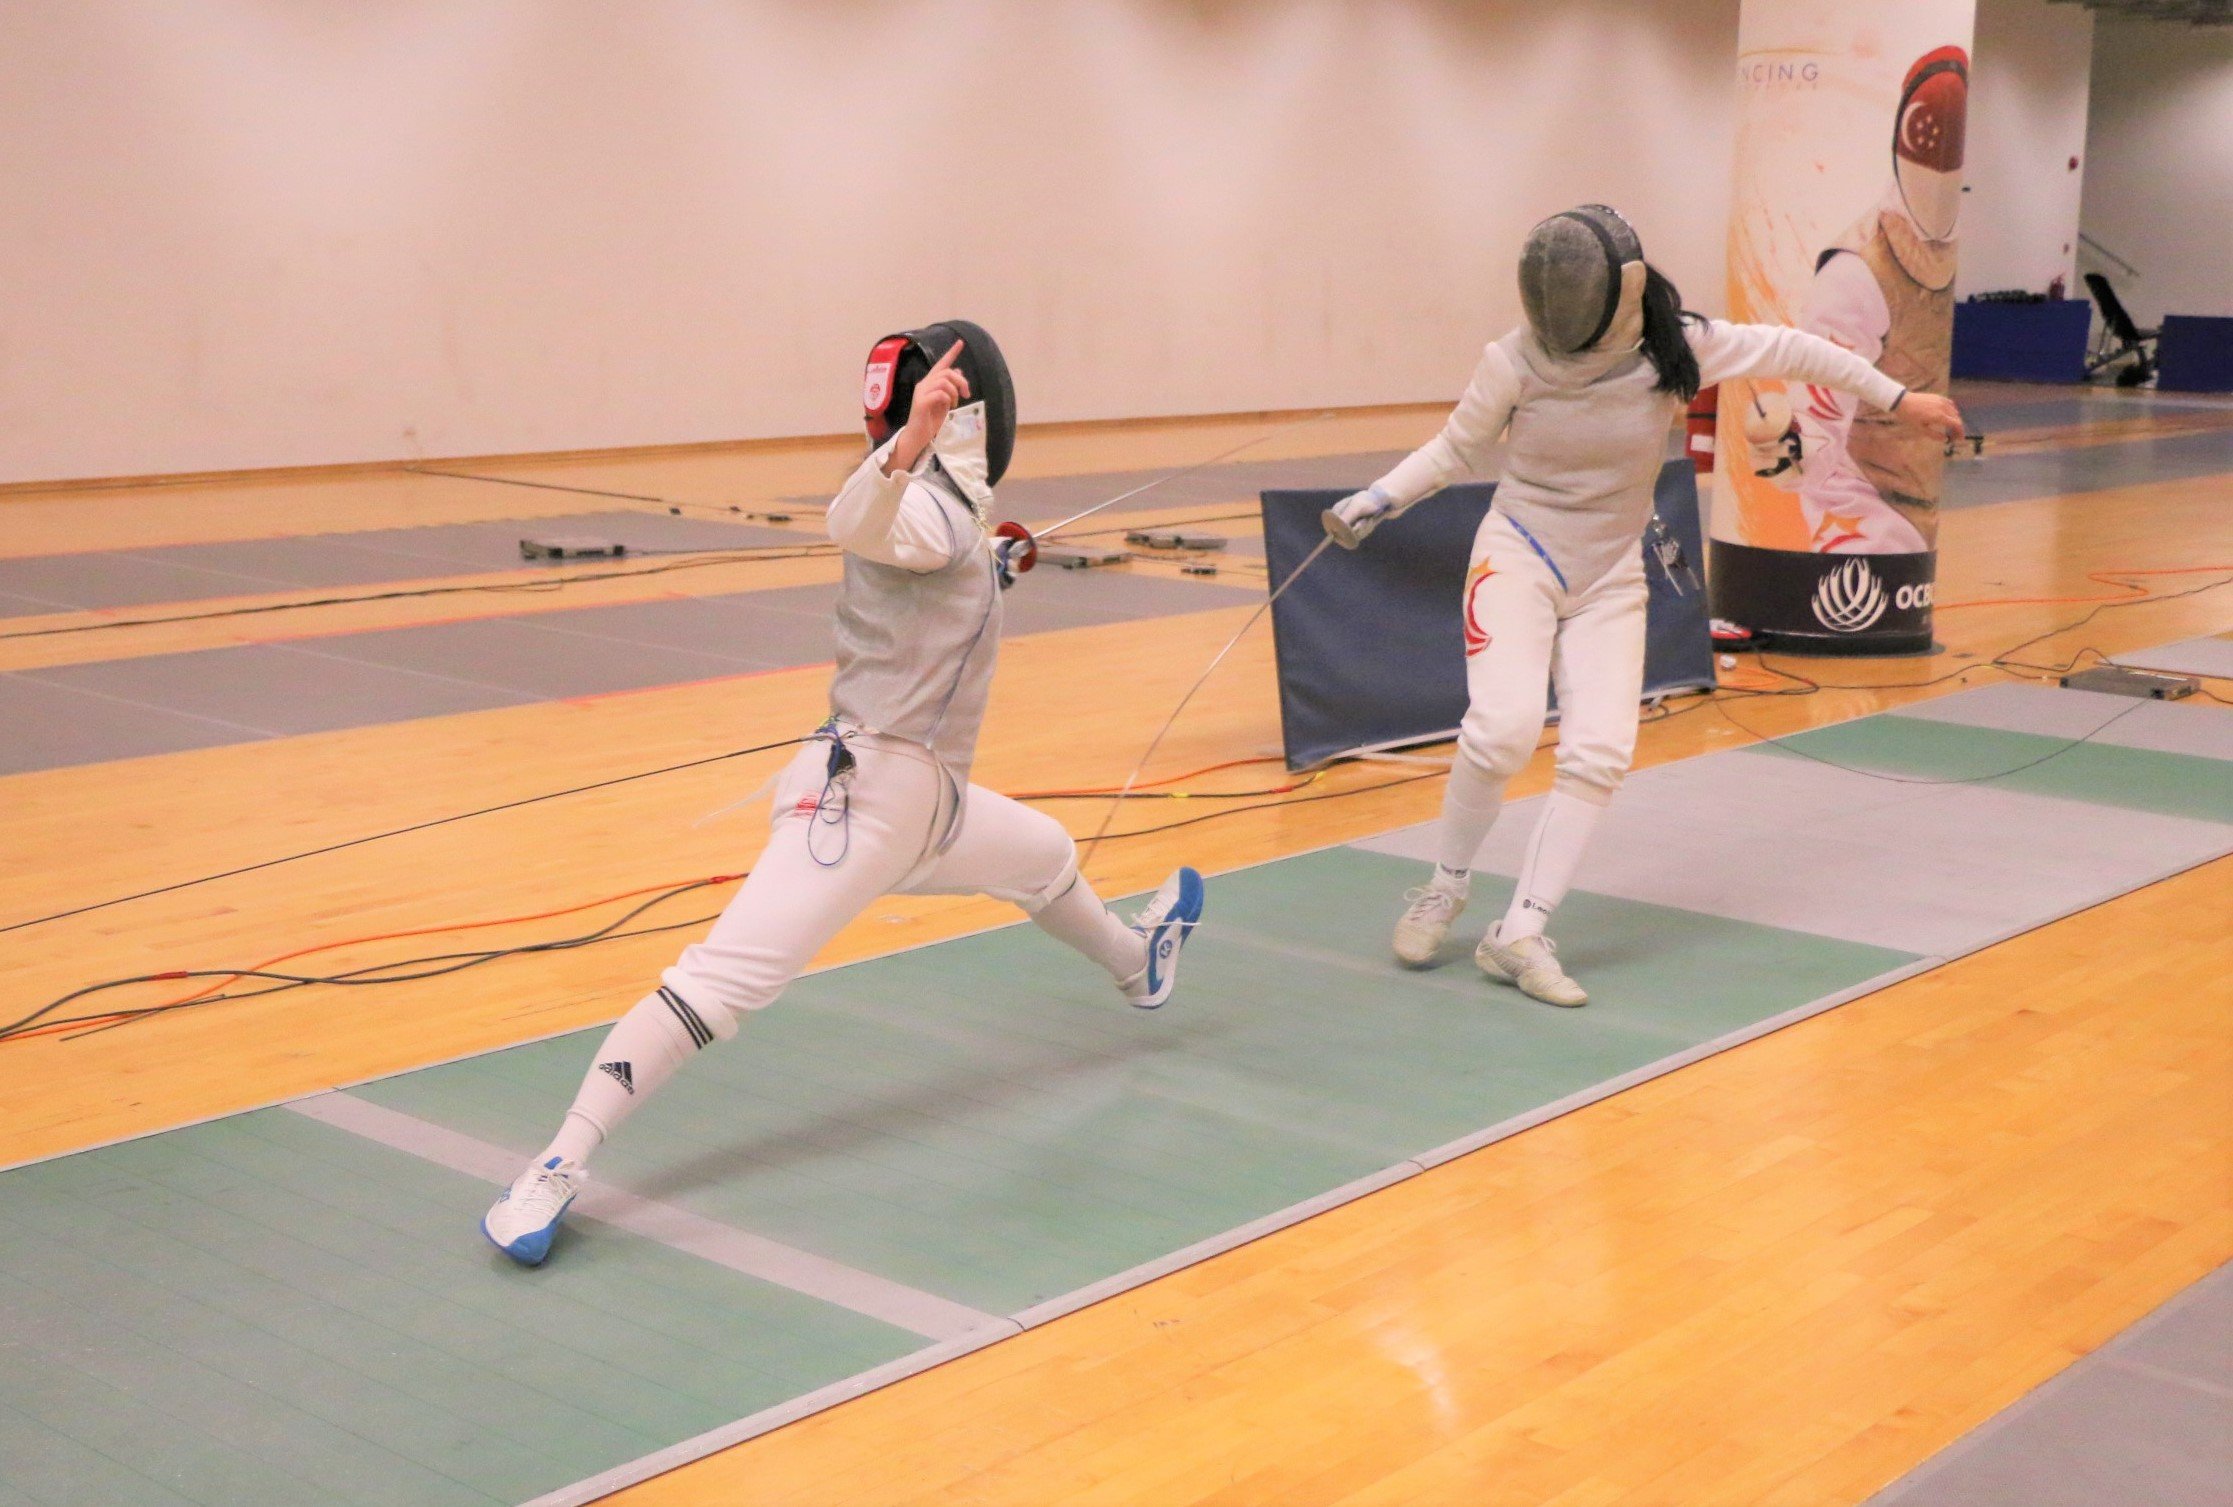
1325, 206, 1961, 1006
485, 322, 1206, 1264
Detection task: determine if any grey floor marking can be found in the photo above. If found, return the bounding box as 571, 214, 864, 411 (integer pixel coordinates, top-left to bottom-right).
265, 638, 555, 701
2114, 633, 2233, 682
0, 509, 810, 619
7, 666, 286, 738
1353, 688, 2233, 960
1864, 1260, 2233, 1506
7, 569, 1259, 777
285, 1091, 1006, 1344
1888, 678, 2233, 759
1939, 425, 2233, 509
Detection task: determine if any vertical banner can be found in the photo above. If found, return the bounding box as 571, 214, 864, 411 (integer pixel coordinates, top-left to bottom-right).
1710, 0, 1975, 655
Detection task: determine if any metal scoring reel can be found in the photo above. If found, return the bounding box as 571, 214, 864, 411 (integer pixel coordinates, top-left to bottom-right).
993, 520, 1038, 588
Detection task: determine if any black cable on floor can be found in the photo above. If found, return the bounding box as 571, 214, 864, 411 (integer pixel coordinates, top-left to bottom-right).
0, 544, 841, 641
405, 464, 826, 521
0, 736, 808, 938
2, 879, 732, 1044
5, 762, 1457, 1045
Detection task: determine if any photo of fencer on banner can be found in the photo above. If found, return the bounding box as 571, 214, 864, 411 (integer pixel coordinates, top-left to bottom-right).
1710, 0, 1977, 655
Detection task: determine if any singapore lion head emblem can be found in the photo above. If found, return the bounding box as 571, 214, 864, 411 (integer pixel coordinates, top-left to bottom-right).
1811, 557, 1888, 633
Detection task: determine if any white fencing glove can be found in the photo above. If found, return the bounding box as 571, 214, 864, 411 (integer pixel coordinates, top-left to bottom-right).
1323, 485, 1398, 550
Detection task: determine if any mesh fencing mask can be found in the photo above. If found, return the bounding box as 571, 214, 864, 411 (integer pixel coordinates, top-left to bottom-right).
1518, 205, 1647, 355
861, 319, 1017, 487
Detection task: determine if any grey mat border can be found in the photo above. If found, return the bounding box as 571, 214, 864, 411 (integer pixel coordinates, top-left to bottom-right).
1861, 1258, 2233, 1506
2112, 634, 2233, 681
8, 695, 2227, 1506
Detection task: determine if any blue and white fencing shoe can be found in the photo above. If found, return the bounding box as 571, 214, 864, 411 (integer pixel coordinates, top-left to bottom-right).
1122, 866, 1205, 1010
482, 1156, 586, 1266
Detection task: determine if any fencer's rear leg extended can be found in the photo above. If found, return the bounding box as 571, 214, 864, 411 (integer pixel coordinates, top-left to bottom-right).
485, 746, 923, 1266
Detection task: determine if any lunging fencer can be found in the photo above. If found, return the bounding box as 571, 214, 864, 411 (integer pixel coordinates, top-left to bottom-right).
485, 322, 1206, 1265
1325, 206, 1962, 1006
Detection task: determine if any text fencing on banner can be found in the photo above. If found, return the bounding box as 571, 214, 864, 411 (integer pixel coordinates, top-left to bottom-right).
1709, 0, 1976, 654
1261, 460, 1715, 771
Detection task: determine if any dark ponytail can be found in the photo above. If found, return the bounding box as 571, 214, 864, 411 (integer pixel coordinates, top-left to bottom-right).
1640, 264, 1704, 401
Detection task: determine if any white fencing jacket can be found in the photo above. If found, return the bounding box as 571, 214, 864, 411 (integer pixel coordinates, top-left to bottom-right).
1371, 321, 1909, 594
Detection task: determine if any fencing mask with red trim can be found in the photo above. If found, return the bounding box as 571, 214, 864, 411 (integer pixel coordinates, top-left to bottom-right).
1893, 46, 1967, 243
860, 320, 1017, 488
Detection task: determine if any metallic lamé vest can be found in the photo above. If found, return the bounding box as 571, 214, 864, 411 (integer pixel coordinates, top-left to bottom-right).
827, 472, 1001, 791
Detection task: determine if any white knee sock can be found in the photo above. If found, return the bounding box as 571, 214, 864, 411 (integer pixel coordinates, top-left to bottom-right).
539, 986, 714, 1166
1029, 872, 1150, 983
1500, 787, 1607, 941
1436, 755, 1510, 875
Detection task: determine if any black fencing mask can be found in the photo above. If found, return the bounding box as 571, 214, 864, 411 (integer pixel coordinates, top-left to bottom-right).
1518, 205, 1647, 355
860, 320, 1017, 488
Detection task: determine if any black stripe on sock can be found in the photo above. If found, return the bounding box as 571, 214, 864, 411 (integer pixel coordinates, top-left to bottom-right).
659, 986, 712, 1048
663, 988, 712, 1047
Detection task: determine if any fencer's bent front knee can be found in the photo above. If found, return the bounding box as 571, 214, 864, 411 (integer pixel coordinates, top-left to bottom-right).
1457, 702, 1543, 781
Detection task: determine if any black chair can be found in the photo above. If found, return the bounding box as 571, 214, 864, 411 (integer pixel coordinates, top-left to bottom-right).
2083, 272, 2158, 387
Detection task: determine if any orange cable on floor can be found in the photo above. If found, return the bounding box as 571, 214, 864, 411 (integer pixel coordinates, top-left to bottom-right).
1937, 563, 2233, 612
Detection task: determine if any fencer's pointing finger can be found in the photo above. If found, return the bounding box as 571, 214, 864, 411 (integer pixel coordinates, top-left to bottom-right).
929, 340, 965, 375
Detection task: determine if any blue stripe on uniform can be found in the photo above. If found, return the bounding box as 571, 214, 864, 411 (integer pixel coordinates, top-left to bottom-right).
1498, 511, 1570, 593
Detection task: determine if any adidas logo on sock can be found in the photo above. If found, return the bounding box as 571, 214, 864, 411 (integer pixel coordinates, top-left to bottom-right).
598, 1061, 635, 1094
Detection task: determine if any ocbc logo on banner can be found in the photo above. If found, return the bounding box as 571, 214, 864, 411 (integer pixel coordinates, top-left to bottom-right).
1895, 582, 1934, 610
1811, 557, 1888, 632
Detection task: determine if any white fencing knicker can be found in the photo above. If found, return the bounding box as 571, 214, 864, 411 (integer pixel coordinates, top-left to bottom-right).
663, 733, 1142, 1035
1434, 510, 1648, 937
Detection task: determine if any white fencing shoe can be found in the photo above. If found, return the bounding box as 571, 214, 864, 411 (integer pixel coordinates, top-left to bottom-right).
1392, 877, 1469, 967
482, 1156, 587, 1266
1123, 866, 1205, 1010
1476, 930, 1588, 1008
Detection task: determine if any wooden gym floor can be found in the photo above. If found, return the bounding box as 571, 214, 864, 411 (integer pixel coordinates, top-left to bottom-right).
1, 381, 2228, 1504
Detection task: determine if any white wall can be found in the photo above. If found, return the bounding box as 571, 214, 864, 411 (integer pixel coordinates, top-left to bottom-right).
2079, 18, 2233, 327
0, 0, 1741, 485
1957, 0, 2093, 299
